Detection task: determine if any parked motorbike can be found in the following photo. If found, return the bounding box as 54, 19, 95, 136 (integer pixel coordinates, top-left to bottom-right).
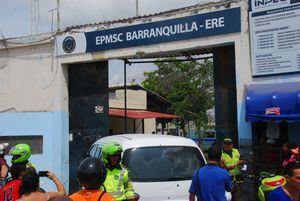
257, 171, 286, 201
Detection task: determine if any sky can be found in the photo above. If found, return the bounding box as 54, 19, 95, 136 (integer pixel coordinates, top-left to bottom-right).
0, 0, 215, 85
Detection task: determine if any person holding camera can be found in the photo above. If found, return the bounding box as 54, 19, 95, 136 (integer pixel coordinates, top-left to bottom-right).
18, 170, 66, 201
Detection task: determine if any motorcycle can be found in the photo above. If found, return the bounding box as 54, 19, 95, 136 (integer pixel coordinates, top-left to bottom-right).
240, 161, 285, 201
257, 171, 286, 201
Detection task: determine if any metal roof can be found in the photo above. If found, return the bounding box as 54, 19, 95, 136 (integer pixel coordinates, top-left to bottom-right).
109, 108, 178, 119
61, 0, 239, 33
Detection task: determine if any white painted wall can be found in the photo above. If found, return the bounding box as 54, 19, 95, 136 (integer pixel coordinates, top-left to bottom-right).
109, 89, 147, 110
144, 118, 156, 134
0, 42, 68, 112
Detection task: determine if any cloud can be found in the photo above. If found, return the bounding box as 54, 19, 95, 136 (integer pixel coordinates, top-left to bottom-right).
1, 0, 214, 37
109, 60, 157, 86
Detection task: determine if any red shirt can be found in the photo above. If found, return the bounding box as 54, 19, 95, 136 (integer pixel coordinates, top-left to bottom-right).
1, 179, 22, 201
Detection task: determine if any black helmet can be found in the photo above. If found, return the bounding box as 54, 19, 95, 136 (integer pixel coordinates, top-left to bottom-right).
77, 157, 107, 189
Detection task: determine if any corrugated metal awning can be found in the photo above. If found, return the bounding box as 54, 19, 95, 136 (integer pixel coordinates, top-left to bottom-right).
109, 108, 178, 119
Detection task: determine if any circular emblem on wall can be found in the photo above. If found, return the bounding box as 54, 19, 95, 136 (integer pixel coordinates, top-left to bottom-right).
62, 36, 76, 53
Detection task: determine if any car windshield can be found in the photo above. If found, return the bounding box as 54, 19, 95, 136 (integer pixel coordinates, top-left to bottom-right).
122, 146, 205, 182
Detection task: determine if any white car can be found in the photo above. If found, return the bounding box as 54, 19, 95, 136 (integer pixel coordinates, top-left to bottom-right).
87, 134, 231, 201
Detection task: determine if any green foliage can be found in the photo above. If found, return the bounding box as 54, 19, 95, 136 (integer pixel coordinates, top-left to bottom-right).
142, 58, 214, 133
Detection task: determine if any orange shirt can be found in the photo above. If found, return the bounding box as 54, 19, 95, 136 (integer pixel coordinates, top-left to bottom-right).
69, 189, 115, 201
1, 179, 22, 201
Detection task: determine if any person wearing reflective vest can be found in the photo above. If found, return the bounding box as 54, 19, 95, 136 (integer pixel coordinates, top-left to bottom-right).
101, 143, 135, 201
221, 138, 244, 201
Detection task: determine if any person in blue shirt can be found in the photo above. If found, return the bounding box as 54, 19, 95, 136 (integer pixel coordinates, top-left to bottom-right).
269, 162, 300, 201
189, 145, 232, 201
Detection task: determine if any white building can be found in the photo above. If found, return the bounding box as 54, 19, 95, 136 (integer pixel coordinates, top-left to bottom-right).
1, 0, 300, 192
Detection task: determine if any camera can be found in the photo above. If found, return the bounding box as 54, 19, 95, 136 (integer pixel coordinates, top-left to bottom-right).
38, 171, 49, 177
0, 143, 9, 158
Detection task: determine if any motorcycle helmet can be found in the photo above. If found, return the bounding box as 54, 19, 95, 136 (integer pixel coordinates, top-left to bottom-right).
77, 157, 107, 189
101, 142, 123, 164
9, 144, 31, 164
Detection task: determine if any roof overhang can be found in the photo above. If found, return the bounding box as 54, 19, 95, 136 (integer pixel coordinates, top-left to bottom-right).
246, 82, 300, 122
109, 108, 178, 119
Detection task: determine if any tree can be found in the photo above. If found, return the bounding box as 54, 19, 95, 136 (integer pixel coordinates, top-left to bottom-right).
142, 58, 214, 136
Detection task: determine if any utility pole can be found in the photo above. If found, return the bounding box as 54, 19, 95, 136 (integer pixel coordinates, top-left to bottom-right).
57, 0, 61, 32
135, 0, 139, 17
124, 60, 128, 134
30, 0, 37, 35
48, 8, 57, 33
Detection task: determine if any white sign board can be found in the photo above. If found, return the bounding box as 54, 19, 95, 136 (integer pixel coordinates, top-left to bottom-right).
249, 0, 300, 76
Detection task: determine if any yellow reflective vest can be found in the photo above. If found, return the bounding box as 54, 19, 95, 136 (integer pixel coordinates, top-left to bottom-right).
103, 165, 135, 201
27, 161, 36, 170
221, 148, 241, 176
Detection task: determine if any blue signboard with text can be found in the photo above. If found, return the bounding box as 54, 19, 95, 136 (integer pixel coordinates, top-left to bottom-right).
56, 7, 241, 56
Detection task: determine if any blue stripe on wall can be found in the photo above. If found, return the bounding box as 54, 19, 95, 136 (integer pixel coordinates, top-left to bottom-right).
237, 102, 252, 146
0, 111, 69, 192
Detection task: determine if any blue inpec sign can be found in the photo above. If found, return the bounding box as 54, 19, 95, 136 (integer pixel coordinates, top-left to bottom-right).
57, 7, 241, 55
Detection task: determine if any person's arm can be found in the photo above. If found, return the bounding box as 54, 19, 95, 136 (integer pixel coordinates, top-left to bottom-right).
46, 172, 66, 199
0, 164, 9, 188
0, 164, 8, 178
189, 192, 196, 201
124, 169, 135, 201
221, 159, 234, 171
188, 171, 197, 201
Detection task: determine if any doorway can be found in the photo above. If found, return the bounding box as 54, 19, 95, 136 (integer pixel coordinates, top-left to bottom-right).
68, 61, 109, 193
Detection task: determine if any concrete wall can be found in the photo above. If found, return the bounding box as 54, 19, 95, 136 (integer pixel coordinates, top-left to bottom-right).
109, 117, 144, 134
109, 117, 148, 134
135, 119, 143, 133
144, 118, 156, 134
0, 42, 68, 112
0, 42, 69, 191
0, 112, 69, 191
109, 89, 147, 110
